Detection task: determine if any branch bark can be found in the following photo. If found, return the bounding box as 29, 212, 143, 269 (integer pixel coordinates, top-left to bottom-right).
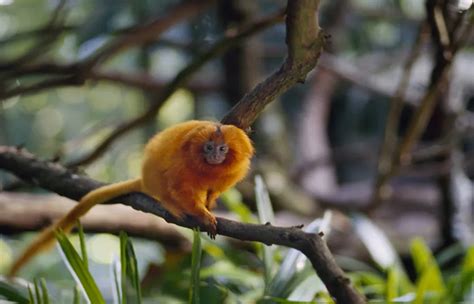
222, 0, 325, 129
0, 146, 365, 303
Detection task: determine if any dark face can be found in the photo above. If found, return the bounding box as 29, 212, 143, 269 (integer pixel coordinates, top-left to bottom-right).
202, 140, 229, 165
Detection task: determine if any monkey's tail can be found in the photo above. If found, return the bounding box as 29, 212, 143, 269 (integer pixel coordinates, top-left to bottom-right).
8, 178, 142, 278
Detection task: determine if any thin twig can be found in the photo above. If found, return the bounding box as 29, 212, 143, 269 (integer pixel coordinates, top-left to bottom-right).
369, 21, 430, 208
0, 0, 67, 70
88, 70, 218, 93
365, 0, 471, 211
0, 0, 212, 101
1, 76, 84, 100
81, 0, 214, 70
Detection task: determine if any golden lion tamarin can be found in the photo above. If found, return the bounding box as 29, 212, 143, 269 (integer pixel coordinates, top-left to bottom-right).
9, 120, 254, 277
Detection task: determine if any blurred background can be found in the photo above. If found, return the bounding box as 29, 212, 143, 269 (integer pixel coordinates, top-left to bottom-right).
0, 0, 473, 302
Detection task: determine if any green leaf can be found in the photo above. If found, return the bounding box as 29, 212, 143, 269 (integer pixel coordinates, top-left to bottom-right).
445, 246, 474, 302
189, 228, 202, 304
287, 274, 325, 301
385, 266, 415, 302
259, 296, 308, 303
461, 246, 474, 273
55, 229, 106, 304
120, 232, 128, 304
255, 175, 275, 225
255, 175, 276, 290
39, 278, 50, 304
267, 216, 330, 298
119, 231, 142, 304
33, 278, 41, 304
73, 285, 81, 304
351, 213, 398, 270
28, 285, 35, 304
410, 238, 445, 303
0, 281, 29, 304
200, 260, 263, 289
386, 267, 399, 301
220, 189, 255, 223
77, 221, 89, 270
112, 256, 122, 304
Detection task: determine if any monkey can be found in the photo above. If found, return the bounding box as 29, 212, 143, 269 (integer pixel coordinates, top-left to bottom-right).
8, 120, 254, 277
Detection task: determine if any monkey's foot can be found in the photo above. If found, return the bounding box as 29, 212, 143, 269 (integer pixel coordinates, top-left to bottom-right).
186, 205, 217, 239
205, 215, 217, 239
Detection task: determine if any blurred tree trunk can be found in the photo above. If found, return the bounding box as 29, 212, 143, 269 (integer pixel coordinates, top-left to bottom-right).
217, 1, 262, 103
424, 0, 469, 249
133, 2, 158, 139
298, 71, 338, 196
297, 0, 347, 196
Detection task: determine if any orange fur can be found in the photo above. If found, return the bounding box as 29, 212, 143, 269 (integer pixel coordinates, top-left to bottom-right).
8, 120, 253, 277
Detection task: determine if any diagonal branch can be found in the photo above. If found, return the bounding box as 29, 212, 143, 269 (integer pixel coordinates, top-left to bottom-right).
365, 1, 472, 211
68, 10, 285, 167
80, 0, 214, 70
0, 145, 365, 304
222, 0, 325, 129
369, 21, 430, 209
0, 0, 213, 101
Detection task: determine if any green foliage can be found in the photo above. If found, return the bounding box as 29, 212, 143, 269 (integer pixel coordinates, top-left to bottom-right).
0, 280, 29, 304
77, 221, 88, 270
350, 213, 474, 303
119, 231, 142, 304
1, 189, 472, 303
55, 228, 106, 304
255, 175, 276, 290
189, 228, 203, 304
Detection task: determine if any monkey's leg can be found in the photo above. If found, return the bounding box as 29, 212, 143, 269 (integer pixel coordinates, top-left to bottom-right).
168, 190, 218, 238
205, 189, 220, 210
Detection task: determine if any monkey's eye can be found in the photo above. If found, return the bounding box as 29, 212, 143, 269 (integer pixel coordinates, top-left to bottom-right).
203, 142, 214, 152
218, 144, 228, 153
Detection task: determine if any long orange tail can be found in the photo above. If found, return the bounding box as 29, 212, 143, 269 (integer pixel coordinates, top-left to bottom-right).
8, 178, 142, 277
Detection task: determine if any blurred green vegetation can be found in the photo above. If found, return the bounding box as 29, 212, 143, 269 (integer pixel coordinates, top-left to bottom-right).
1, 179, 473, 303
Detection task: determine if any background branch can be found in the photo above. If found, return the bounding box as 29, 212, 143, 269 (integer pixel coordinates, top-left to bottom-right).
0, 192, 189, 250
221, 0, 325, 129
366, 2, 470, 211
0, 0, 212, 102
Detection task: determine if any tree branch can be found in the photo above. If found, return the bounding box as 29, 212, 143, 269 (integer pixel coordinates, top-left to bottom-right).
222, 0, 326, 129
0, 0, 212, 101
0, 192, 189, 250
369, 21, 430, 209
67, 10, 284, 167
365, 1, 471, 211
0, 145, 365, 303
79, 0, 214, 70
